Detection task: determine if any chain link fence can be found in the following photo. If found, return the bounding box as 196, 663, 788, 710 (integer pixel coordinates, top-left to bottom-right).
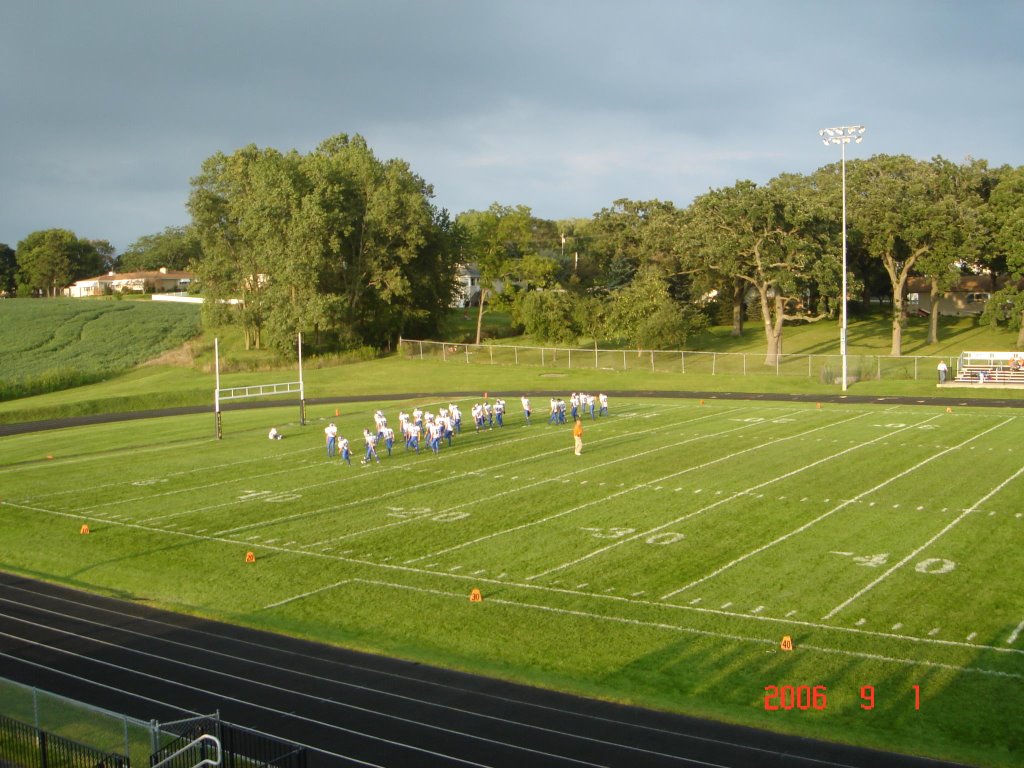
398, 338, 954, 383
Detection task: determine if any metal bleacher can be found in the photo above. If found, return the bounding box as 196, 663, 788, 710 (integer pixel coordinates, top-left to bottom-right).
954, 350, 1024, 387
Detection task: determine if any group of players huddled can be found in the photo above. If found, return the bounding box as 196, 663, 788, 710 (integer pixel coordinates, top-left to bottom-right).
319, 392, 609, 465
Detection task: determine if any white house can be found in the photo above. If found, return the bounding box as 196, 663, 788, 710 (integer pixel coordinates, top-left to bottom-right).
453, 263, 481, 308
64, 267, 193, 297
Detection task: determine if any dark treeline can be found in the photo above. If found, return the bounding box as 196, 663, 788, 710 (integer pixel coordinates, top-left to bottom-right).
6, 135, 1024, 360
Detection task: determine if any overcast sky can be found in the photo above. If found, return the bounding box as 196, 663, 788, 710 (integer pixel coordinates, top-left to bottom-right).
3, 0, 1022, 252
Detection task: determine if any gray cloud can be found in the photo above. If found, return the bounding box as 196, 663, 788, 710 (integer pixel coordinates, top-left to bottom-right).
2, 0, 1022, 251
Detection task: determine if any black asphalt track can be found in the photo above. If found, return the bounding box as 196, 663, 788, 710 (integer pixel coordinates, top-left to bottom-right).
0, 573, 973, 768
1, 391, 1007, 767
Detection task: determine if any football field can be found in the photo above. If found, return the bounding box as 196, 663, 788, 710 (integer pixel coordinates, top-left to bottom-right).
1, 397, 1022, 766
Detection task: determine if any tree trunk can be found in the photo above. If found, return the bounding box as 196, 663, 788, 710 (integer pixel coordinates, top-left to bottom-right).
928, 277, 941, 345
474, 288, 488, 345
883, 254, 915, 357
730, 278, 745, 337
760, 290, 784, 366
890, 303, 905, 356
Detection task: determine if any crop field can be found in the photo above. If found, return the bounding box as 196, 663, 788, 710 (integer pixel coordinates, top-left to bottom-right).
1, 397, 1022, 766
0, 299, 201, 398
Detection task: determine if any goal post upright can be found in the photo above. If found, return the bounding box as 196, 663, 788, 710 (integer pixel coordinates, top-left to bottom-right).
213, 332, 306, 440
214, 336, 223, 440
298, 331, 306, 426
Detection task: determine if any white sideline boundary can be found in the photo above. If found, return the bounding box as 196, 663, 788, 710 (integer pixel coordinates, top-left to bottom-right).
263, 580, 353, 610
822, 455, 1024, 620
347, 578, 1024, 681
661, 414, 1004, 600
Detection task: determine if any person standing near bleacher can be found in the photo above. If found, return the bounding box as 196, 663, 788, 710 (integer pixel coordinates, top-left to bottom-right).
937, 360, 948, 383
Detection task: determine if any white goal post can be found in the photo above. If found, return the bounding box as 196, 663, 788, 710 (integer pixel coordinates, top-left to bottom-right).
214, 334, 306, 439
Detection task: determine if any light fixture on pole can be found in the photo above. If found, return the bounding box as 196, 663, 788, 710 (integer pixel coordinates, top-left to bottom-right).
819, 124, 865, 392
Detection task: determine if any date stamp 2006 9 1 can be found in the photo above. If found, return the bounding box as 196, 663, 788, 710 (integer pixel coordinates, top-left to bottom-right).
763, 684, 921, 712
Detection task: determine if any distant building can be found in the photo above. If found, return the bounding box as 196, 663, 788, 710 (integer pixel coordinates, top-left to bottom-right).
64, 267, 193, 297
453, 263, 481, 308
905, 275, 1014, 317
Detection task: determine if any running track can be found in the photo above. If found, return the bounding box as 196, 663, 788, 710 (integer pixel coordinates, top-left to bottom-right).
0, 573, 973, 768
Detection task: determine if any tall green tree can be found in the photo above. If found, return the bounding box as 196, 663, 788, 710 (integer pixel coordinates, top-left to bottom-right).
587, 199, 680, 290
190, 134, 452, 353
308, 134, 440, 349
914, 157, 989, 344
457, 203, 535, 344
0, 243, 16, 295
605, 264, 706, 351
189, 145, 302, 350
982, 165, 1024, 347
681, 176, 830, 365
119, 226, 202, 272
15, 229, 80, 296
513, 289, 580, 344
847, 155, 955, 355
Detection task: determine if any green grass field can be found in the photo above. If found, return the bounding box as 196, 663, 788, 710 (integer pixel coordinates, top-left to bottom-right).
1, 396, 1021, 767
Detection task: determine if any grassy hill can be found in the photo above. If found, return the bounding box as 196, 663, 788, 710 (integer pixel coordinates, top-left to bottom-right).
0, 298, 201, 401
0, 304, 1019, 426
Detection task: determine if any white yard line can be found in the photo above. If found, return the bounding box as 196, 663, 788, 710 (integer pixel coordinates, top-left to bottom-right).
134, 428, 567, 527
526, 411, 877, 582
661, 412, 995, 600
1007, 619, 1024, 645
263, 580, 352, 610
22, 444, 316, 499
822, 450, 1024, 620
211, 402, 744, 537
348, 578, 1024, 681
402, 409, 792, 565
0, 436, 219, 477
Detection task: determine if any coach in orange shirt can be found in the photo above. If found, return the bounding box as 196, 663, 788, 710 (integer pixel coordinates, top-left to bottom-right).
573, 417, 584, 456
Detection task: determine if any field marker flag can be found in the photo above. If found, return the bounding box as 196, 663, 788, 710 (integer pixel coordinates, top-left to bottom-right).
469, 588, 483, 602
80, 524, 90, 535
245, 551, 256, 563
780, 635, 794, 651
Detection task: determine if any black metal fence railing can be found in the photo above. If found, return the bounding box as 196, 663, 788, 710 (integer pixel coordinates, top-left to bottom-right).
150, 718, 306, 768
0, 712, 130, 768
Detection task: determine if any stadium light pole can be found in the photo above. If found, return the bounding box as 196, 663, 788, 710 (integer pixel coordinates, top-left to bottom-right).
819, 124, 865, 392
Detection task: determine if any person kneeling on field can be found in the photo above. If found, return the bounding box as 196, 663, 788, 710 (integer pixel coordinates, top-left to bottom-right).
268, 427, 283, 440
